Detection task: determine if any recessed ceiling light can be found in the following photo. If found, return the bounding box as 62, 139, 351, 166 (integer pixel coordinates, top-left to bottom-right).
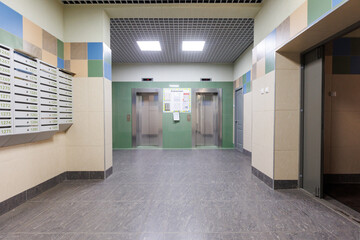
137, 41, 161, 51
182, 41, 205, 51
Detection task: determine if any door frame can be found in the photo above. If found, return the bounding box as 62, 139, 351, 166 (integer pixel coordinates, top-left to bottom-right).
234, 87, 244, 152
191, 88, 222, 148
299, 46, 325, 197
131, 88, 163, 148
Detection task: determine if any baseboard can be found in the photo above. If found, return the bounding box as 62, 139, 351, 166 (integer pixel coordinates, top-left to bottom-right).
0, 172, 66, 216
252, 166, 298, 189
324, 174, 360, 184
0, 169, 112, 216
273, 180, 298, 189
243, 149, 252, 157
252, 166, 274, 188
105, 167, 113, 179
66, 171, 105, 180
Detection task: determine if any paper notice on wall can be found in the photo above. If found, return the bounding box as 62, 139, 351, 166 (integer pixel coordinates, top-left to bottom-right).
163, 88, 191, 113
182, 102, 190, 112
173, 102, 181, 111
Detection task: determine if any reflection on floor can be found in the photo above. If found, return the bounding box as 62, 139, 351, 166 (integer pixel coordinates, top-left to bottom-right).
0, 150, 359, 239
326, 184, 360, 213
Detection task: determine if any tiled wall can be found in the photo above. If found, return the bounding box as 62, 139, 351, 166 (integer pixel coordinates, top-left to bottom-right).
64, 42, 112, 80
324, 32, 360, 174
0, 1, 112, 80
307, 0, 346, 26
251, 0, 348, 182
332, 37, 360, 74
234, 70, 252, 94
0, 1, 113, 205
112, 81, 234, 149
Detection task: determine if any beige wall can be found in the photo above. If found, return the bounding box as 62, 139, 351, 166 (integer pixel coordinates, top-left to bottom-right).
0, 2, 112, 203
233, 44, 253, 80
66, 77, 106, 171
327, 75, 360, 174
252, 71, 275, 178
254, 0, 306, 46
243, 92, 252, 152
1, 0, 64, 40
324, 40, 360, 174
0, 134, 67, 202
274, 53, 301, 180
64, 6, 110, 46
104, 79, 113, 171
0, 0, 67, 202
113, 63, 234, 82
252, 0, 359, 184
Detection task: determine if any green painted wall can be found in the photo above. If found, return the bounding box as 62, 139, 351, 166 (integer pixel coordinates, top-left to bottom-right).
112, 81, 234, 149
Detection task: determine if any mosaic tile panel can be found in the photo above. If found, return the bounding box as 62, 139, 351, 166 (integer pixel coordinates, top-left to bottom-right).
0, 2, 23, 39
239, 70, 251, 94
276, 17, 290, 48
23, 40, 42, 59
88, 60, 104, 77
88, 42, 103, 60
57, 39, 64, 59
332, 0, 346, 8
42, 30, 57, 56
308, 0, 332, 25
332, 37, 360, 74
0, 28, 22, 49
23, 18, 42, 48
71, 42, 88, 60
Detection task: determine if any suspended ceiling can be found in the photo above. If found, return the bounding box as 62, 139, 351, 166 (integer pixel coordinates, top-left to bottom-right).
111, 18, 254, 63
61, 1, 258, 63
62, 0, 262, 4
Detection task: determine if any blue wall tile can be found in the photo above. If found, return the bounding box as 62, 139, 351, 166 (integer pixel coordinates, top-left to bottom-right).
265, 29, 276, 53
332, 0, 344, 8
0, 2, 23, 39
57, 57, 64, 69
88, 42, 103, 60
104, 62, 112, 81
103, 43, 112, 64
246, 70, 251, 82
333, 38, 351, 56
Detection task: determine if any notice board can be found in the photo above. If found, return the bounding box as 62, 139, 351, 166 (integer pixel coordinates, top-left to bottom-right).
163, 88, 191, 113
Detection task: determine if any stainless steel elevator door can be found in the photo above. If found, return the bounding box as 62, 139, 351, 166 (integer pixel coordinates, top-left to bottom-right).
195, 93, 219, 147
136, 93, 160, 146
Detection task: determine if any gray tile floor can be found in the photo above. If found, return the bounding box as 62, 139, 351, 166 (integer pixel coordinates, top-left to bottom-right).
0, 150, 359, 240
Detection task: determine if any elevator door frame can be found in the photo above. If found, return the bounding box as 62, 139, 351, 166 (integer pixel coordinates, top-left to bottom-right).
192, 88, 222, 148
131, 88, 163, 148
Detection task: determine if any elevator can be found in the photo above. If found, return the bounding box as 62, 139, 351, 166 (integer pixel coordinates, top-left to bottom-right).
192, 88, 222, 148
132, 88, 162, 147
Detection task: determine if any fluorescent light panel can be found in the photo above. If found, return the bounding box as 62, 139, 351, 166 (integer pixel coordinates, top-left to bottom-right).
137, 41, 161, 51
182, 41, 205, 51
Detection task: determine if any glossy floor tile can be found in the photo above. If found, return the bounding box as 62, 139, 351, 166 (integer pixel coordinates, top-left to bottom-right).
0, 150, 359, 240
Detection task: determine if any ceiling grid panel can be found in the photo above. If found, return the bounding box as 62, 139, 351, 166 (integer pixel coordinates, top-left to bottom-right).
110, 18, 254, 63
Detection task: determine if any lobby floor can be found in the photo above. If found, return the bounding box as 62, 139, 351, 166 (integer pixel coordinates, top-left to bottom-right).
0, 150, 359, 240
